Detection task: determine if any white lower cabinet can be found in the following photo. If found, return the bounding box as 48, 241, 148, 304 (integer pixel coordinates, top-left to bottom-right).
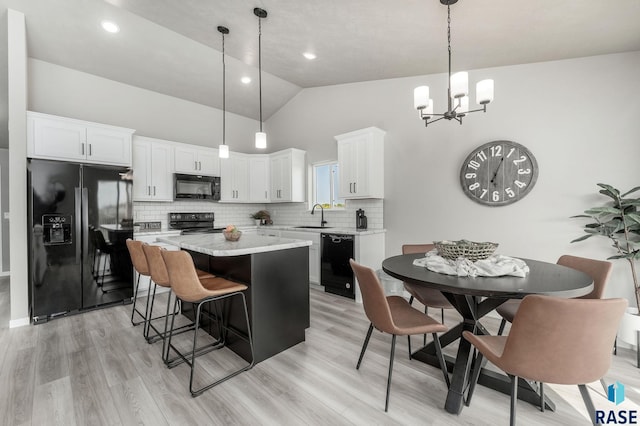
280, 230, 320, 285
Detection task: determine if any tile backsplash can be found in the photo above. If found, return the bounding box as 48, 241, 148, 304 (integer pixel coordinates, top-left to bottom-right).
133, 199, 384, 230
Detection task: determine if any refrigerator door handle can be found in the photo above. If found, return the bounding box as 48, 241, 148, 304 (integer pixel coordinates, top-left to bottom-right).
82, 188, 89, 266
75, 187, 82, 264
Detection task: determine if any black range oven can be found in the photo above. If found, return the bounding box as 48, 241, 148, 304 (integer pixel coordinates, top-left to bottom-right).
168, 212, 225, 235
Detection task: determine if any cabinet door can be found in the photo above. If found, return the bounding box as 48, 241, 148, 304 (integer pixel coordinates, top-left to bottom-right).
150, 144, 174, 201
197, 149, 220, 176
249, 156, 270, 202
270, 155, 284, 201
232, 156, 249, 202
337, 139, 357, 198
132, 141, 152, 201
86, 127, 132, 166
174, 147, 199, 174
219, 156, 234, 201
32, 116, 86, 161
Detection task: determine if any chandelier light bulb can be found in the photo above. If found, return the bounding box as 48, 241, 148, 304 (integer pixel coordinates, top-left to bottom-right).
219, 144, 229, 158
476, 79, 494, 105
255, 132, 267, 149
414, 86, 430, 110
450, 72, 469, 99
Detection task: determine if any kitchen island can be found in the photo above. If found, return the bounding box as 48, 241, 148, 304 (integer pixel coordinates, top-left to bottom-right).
157, 233, 312, 364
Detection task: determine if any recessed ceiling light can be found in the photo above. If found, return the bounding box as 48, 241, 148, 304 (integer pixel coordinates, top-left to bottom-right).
303, 52, 316, 60
241, 76, 251, 84
101, 20, 120, 34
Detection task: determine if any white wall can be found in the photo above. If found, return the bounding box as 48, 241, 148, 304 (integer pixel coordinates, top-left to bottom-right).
267, 51, 640, 304
7, 8, 28, 325
28, 58, 262, 153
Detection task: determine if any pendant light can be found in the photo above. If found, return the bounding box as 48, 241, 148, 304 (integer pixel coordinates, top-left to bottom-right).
254, 7, 267, 149
413, 0, 494, 127
218, 25, 230, 159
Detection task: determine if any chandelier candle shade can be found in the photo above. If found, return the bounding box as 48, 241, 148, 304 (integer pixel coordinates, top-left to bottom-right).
254, 8, 267, 149
218, 26, 230, 159
414, 0, 494, 126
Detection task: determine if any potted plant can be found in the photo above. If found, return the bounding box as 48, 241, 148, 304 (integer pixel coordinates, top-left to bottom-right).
250, 210, 270, 226
572, 183, 640, 360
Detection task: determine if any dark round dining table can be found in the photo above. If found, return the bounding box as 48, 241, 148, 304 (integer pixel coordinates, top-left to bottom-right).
382, 253, 594, 415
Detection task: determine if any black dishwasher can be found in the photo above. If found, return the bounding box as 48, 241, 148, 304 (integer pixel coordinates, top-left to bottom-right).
321, 233, 355, 299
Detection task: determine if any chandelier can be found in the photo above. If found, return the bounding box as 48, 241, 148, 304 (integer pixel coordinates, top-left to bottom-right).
218, 25, 230, 159
413, 0, 494, 127
254, 7, 268, 149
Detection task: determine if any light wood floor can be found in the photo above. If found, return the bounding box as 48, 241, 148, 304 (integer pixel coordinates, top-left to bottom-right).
1, 278, 638, 425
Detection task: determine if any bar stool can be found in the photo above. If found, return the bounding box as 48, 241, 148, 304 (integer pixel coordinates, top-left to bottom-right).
161, 249, 255, 397
126, 239, 151, 326
142, 243, 200, 353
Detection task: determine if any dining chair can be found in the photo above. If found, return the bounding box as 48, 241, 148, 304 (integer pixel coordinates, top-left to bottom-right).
496, 255, 613, 335
464, 295, 626, 426
402, 244, 455, 358
162, 249, 254, 396
350, 259, 449, 412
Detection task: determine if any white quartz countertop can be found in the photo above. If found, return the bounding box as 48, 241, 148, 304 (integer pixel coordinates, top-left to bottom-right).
258, 225, 386, 236
157, 233, 312, 257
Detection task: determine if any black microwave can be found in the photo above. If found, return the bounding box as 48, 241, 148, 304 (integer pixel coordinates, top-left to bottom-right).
174, 174, 220, 201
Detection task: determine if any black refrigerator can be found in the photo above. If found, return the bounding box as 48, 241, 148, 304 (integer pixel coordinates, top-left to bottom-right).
28, 159, 134, 323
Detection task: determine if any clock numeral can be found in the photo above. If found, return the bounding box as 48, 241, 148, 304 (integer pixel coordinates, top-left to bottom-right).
468, 160, 480, 170
465, 173, 476, 179
490, 145, 502, 157
518, 168, 531, 175
514, 180, 526, 189
506, 147, 516, 158
513, 155, 528, 165
479, 189, 488, 199
492, 191, 500, 202
477, 151, 488, 162
505, 187, 515, 198
468, 182, 480, 190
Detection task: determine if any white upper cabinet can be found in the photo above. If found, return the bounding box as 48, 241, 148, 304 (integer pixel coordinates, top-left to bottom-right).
249, 155, 270, 203
220, 152, 249, 202
174, 145, 220, 176
336, 127, 385, 199
270, 148, 306, 202
132, 136, 174, 202
27, 111, 134, 166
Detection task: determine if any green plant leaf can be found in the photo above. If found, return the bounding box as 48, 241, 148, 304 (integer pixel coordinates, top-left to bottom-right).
584, 207, 622, 216
608, 253, 635, 260
571, 234, 595, 243
570, 214, 594, 219
597, 183, 620, 199
622, 186, 640, 197
626, 213, 640, 226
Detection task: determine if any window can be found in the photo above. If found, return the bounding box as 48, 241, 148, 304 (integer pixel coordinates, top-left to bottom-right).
312, 161, 344, 209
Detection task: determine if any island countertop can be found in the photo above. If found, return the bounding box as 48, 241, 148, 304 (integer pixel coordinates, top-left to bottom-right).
157, 233, 312, 257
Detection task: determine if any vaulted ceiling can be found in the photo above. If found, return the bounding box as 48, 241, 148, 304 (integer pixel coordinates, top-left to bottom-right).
2, 0, 640, 125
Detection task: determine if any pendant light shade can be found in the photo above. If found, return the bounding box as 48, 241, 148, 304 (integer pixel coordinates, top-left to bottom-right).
217, 25, 229, 159
254, 7, 267, 149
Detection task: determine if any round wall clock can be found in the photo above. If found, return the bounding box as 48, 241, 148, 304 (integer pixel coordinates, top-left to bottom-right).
459, 140, 538, 206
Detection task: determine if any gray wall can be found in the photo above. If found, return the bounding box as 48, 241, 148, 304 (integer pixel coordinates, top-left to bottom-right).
28, 58, 261, 153
267, 51, 640, 304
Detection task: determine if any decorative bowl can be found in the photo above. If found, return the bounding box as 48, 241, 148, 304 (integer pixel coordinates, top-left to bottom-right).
435, 239, 498, 261
223, 230, 242, 241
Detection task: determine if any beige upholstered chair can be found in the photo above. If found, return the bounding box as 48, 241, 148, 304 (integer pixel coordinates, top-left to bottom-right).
350, 259, 449, 412
161, 249, 254, 396
402, 244, 455, 357
497, 255, 613, 335
464, 295, 626, 426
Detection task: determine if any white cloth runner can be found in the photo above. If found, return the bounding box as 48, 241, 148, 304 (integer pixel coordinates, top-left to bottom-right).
413, 250, 530, 278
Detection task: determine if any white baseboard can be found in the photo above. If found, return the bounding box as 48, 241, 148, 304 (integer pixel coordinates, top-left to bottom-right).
9, 317, 29, 328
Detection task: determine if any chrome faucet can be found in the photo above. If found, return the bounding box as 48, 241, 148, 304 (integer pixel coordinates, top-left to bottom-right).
311, 204, 327, 227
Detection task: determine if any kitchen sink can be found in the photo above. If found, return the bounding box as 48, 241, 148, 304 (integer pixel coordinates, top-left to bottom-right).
294, 226, 333, 229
